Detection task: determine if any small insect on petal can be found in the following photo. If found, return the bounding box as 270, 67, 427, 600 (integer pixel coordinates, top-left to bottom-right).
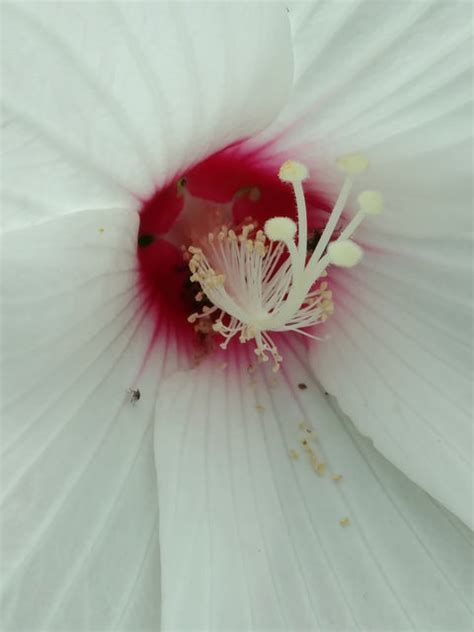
128, 388, 141, 405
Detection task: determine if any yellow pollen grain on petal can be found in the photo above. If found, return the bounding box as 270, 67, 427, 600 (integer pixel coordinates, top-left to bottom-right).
316, 462, 327, 476
255, 404, 265, 412
289, 449, 300, 461
332, 474, 343, 482
339, 517, 351, 527
307, 447, 324, 471
336, 153, 369, 175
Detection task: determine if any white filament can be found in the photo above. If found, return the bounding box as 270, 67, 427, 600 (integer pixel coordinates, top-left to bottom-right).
187, 157, 381, 369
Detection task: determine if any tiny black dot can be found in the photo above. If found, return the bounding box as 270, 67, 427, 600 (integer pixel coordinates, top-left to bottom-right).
138, 234, 155, 248
298, 383, 307, 390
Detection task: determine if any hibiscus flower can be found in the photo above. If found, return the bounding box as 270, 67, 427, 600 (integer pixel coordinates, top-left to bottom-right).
1, 2, 472, 631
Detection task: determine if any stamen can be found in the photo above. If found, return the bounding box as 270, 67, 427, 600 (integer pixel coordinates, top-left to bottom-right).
185, 156, 381, 369
327, 240, 363, 268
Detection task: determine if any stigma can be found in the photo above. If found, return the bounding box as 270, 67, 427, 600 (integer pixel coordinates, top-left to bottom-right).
186, 155, 382, 370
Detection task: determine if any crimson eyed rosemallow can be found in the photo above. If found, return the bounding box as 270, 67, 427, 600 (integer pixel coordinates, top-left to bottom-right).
1, 2, 472, 631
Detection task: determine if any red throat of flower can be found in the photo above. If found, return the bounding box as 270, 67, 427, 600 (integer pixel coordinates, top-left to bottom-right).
137, 144, 382, 368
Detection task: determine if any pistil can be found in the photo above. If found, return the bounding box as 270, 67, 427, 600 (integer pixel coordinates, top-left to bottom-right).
186, 155, 382, 370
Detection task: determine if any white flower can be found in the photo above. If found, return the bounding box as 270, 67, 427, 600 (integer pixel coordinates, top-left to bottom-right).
1, 2, 472, 631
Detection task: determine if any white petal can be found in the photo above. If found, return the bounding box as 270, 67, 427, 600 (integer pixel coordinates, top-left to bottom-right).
1, 1, 292, 230
0, 210, 176, 629
243, 0, 473, 525
154, 340, 473, 631
309, 234, 473, 529
250, 0, 471, 237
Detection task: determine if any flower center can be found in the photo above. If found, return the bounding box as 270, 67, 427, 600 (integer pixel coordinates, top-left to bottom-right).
185, 156, 383, 370
137, 147, 332, 358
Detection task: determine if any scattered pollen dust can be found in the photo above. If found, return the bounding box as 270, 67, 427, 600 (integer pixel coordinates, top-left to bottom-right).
289, 411, 348, 525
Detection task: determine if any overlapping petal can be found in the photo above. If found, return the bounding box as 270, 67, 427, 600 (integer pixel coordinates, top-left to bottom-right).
0, 209, 169, 629
247, 0, 473, 525
1, 4, 294, 628
309, 235, 473, 528
154, 339, 473, 630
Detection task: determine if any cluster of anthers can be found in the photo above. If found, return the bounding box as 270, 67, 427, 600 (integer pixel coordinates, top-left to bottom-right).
186, 155, 383, 370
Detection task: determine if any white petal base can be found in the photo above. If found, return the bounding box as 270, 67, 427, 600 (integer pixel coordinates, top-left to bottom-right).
154, 340, 473, 631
